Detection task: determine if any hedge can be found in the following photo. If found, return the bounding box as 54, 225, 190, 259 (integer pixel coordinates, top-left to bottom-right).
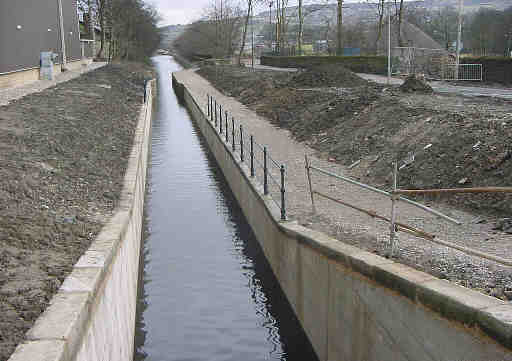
461, 57, 512, 85
260, 55, 388, 75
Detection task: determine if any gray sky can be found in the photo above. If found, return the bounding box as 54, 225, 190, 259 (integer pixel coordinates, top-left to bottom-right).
149, 0, 383, 27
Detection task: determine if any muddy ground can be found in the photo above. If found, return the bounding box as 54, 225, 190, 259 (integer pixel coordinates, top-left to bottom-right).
198, 64, 512, 220
0, 63, 152, 361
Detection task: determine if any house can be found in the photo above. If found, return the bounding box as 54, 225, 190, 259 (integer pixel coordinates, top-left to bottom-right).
0, 0, 90, 88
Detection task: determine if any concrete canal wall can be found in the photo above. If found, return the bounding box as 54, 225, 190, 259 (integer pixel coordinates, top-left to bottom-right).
8, 82, 153, 361
173, 73, 512, 361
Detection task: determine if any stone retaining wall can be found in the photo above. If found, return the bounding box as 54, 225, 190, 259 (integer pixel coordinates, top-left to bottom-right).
173, 72, 512, 361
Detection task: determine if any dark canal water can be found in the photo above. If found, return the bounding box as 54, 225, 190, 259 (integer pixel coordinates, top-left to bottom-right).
133, 56, 318, 361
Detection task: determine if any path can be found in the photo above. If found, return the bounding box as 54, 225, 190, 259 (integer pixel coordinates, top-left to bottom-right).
0, 62, 106, 106
173, 68, 512, 298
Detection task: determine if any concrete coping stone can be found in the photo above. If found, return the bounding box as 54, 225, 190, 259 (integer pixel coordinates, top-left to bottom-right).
8, 340, 66, 361
477, 305, 512, 349
176, 73, 512, 351
417, 279, 506, 326
7, 80, 154, 361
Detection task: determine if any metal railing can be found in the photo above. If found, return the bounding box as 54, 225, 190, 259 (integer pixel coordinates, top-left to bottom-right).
304, 155, 512, 266
442, 64, 483, 81
207, 94, 286, 220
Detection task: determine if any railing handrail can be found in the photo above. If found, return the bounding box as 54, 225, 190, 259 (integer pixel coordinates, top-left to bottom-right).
308, 164, 461, 225
305, 155, 512, 266
207, 94, 286, 220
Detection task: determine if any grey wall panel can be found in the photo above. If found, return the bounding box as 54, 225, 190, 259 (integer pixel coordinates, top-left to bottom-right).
62, 0, 81, 61
0, 0, 80, 74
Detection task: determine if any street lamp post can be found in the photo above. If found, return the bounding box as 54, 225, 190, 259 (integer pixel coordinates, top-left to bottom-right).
388, 8, 391, 84
269, 2, 273, 52
455, 0, 463, 80
57, 0, 67, 71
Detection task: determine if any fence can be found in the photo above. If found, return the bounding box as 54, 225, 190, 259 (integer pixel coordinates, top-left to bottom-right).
80, 39, 94, 59
304, 155, 512, 266
442, 63, 483, 81
392, 47, 483, 81
207, 94, 286, 220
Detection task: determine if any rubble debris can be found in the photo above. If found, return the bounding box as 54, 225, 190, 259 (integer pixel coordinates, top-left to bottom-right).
399, 74, 433, 93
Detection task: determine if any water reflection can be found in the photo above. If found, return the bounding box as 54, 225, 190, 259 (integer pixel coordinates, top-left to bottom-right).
134, 56, 317, 361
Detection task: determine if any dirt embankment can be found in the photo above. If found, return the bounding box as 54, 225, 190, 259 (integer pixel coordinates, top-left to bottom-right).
0, 63, 153, 361
197, 64, 512, 219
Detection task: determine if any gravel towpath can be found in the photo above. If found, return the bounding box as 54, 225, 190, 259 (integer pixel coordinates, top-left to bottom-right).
173, 68, 512, 301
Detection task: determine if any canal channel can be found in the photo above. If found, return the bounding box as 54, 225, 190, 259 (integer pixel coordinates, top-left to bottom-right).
133, 55, 318, 361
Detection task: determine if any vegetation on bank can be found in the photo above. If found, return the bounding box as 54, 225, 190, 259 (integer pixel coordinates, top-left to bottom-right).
78, 0, 161, 61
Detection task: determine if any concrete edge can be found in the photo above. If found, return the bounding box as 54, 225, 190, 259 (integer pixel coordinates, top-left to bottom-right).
172, 72, 512, 351
7, 80, 154, 361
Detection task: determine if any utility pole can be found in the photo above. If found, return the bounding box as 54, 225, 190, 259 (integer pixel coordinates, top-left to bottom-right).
269, 2, 273, 52
388, 8, 391, 84
57, 0, 67, 70
455, 0, 463, 80
336, 0, 343, 55
251, 7, 254, 69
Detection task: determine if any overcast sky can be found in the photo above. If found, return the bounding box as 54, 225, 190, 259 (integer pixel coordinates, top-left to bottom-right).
148, 0, 385, 27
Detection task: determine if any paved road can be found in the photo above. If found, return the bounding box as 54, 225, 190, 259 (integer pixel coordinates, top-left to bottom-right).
357, 73, 512, 100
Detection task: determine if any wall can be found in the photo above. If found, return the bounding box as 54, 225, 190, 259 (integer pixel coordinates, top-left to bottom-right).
173, 73, 512, 361
8, 81, 153, 361
0, 0, 81, 75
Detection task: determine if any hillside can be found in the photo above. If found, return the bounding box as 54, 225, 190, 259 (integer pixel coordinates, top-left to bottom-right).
159, 24, 186, 49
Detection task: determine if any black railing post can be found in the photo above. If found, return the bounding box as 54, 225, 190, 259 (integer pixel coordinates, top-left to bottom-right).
211, 97, 213, 122
219, 104, 222, 132
263, 147, 268, 195
225, 111, 228, 142
232, 118, 235, 152
280, 165, 286, 220
207, 94, 210, 117
240, 125, 244, 162
214, 100, 217, 126
250, 135, 254, 177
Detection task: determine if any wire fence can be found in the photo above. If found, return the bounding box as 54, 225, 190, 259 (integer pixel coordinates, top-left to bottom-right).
304, 154, 512, 266
207, 94, 286, 220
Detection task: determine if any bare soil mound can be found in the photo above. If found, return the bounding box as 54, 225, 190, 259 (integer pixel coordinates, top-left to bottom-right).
289, 64, 368, 88
0, 63, 152, 361
198, 64, 512, 218
400, 74, 433, 93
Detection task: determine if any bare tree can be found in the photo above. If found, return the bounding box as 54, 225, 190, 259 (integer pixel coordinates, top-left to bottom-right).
239, 0, 254, 63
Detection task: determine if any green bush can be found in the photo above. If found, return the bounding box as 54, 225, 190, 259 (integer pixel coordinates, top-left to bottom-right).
260, 56, 388, 75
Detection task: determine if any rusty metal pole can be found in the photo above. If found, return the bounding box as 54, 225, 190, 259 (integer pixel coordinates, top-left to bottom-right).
305, 154, 316, 214
389, 161, 398, 257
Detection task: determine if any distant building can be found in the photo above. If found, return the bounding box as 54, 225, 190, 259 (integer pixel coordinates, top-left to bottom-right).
0, 0, 88, 88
